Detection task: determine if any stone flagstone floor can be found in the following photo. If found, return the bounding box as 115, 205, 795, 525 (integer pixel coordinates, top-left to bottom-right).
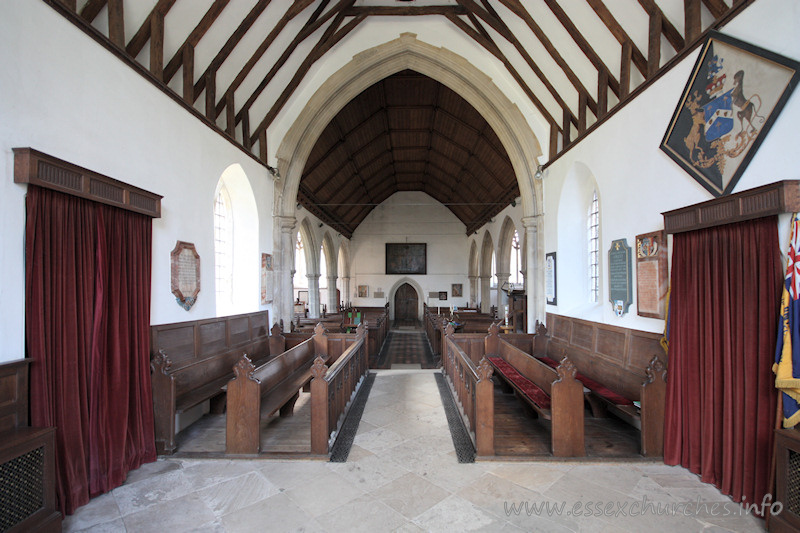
63, 368, 766, 532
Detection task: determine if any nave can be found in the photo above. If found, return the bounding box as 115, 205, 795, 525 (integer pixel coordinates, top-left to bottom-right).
62, 327, 764, 532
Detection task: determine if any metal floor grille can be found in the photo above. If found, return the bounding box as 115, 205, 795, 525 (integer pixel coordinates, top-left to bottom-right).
329, 373, 376, 463
434, 372, 476, 463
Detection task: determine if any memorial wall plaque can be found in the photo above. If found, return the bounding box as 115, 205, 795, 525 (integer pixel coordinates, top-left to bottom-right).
608, 239, 632, 316
545, 252, 557, 305
636, 231, 668, 319
261, 253, 273, 305
171, 241, 200, 311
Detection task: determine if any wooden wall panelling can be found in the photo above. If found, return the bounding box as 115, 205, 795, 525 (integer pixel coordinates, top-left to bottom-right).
0, 360, 31, 432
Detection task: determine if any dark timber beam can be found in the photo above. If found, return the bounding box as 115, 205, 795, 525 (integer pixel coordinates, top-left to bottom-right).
204, 0, 314, 113
585, 0, 648, 78
126, 0, 177, 59
149, 11, 164, 81
638, 0, 685, 51
250, 12, 365, 144
345, 6, 467, 16
232, 0, 351, 123
192, 0, 273, 103
684, 0, 702, 42
445, 13, 562, 132
648, 10, 662, 78
80, 0, 107, 23
182, 45, 194, 103
107, 0, 124, 48
164, 0, 230, 84
542, 0, 621, 97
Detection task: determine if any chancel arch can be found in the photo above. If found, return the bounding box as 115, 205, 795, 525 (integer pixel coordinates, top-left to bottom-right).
273, 34, 544, 330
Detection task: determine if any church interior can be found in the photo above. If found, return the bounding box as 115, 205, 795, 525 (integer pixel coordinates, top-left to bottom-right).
2, 0, 800, 531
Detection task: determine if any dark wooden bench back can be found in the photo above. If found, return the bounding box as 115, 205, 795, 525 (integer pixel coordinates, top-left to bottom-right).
541, 313, 665, 402
150, 310, 270, 454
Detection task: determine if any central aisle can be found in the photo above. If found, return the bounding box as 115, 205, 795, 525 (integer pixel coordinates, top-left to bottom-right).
63, 367, 765, 532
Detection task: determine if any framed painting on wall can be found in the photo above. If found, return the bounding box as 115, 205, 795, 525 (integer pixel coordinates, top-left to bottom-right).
358, 285, 368, 298
386, 243, 426, 275
451, 284, 463, 297
661, 31, 800, 197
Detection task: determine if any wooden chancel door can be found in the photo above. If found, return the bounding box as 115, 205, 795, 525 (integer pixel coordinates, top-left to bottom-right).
394, 283, 418, 322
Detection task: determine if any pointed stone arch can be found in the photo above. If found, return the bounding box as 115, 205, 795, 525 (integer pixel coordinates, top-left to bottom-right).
321, 231, 338, 312
296, 218, 321, 317
479, 231, 495, 313
272, 33, 544, 329
388, 277, 425, 321
468, 240, 479, 307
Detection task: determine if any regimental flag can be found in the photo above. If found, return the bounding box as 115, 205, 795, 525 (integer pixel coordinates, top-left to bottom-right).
775, 213, 800, 428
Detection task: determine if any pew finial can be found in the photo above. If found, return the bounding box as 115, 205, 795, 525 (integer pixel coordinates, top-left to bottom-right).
477, 357, 494, 382
233, 354, 256, 382
487, 322, 500, 337
645, 355, 667, 385
445, 322, 455, 337
556, 356, 577, 380
311, 356, 328, 379
151, 349, 173, 374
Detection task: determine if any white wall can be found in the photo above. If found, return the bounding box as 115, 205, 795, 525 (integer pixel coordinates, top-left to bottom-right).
542, 0, 800, 333
0, 0, 275, 362
349, 192, 471, 318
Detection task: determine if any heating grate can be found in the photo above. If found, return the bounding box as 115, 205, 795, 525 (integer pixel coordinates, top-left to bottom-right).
788, 449, 800, 516
0, 446, 45, 532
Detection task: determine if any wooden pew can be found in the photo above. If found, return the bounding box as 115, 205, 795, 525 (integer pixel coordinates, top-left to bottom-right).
311, 323, 370, 455
150, 310, 270, 455
531, 315, 667, 457
442, 325, 495, 457
483, 324, 585, 457
225, 323, 360, 455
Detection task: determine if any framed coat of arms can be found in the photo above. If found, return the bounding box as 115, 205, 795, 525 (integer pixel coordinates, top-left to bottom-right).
661, 31, 800, 197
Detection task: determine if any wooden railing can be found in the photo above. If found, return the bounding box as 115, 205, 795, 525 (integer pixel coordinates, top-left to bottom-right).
442, 324, 494, 456
311, 323, 369, 455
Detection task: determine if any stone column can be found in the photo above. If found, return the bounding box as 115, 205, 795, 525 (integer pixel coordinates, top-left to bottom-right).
273, 215, 296, 330
341, 277, 351, 307
468, 276, 479, 307
307, 273, 320, 319
522, 215, 544, 332
479, 275, 491, 314
495, 272, 511, 322
327, 275, 338, 313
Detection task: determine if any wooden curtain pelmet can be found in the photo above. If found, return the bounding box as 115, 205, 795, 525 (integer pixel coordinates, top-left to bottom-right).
13, 147, 162, 218
662, 180, 800, 234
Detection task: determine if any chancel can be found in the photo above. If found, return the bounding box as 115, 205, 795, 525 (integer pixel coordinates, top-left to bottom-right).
1, 1, 798, 531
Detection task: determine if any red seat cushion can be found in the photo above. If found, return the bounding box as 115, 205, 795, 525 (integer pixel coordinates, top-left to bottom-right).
538, 356, 634, 407
487, 357, 551, 410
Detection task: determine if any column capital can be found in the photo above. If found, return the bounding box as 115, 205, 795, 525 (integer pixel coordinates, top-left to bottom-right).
275, 215, 296, 233
521, 215, 543, 229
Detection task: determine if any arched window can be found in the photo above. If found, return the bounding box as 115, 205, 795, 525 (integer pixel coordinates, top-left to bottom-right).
214, 186, 233, 305
294, 232, 308, 292
510, 230, 522, 285
490, 252, 497, 288
319, 246, 327, 288
587, 190, 599, 303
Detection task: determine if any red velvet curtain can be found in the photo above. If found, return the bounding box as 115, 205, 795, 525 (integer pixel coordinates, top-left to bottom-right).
664, 215, 780, 510
26, 185, 156, 515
